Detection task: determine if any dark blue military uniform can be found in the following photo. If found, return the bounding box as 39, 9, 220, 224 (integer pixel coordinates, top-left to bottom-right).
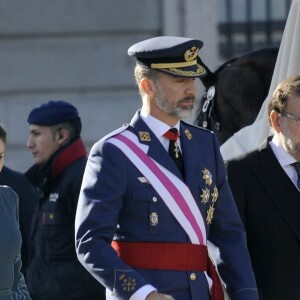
76, 111, 258, 300
75, 37, 258, 300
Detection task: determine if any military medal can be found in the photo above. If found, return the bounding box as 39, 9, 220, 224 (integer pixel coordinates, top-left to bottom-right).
174, 139, 180, 158
200, 168, 218, 224
211, 186, 218, 203
200, 188, 210, 204
202, 168, 212, 186
206, 205, 215, 224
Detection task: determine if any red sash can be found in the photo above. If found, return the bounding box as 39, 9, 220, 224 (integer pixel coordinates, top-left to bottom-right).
112, 241, 224, 300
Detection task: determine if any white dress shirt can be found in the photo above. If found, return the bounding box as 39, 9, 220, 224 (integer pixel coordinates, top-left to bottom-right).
269, 135, 299, 189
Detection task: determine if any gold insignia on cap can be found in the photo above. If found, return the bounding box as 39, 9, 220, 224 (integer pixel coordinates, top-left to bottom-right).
200, 188, 210, 204
139, 131, 151, 141
206, 205, 215, 224
202, 168, 212, 186
184, 47, 199, 62
121, 277, 136, 292
184, 129, 192, 140
211, 186, 218, 203
150, 212, 158, 226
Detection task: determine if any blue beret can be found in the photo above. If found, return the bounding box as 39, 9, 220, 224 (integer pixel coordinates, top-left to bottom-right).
27, 100, 80, 126
128, 36, 206, 78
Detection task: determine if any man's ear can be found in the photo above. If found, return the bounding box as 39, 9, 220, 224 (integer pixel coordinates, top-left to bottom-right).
56, 128, 69, 145
140, 78, 156, 96
270, 110, 281, 133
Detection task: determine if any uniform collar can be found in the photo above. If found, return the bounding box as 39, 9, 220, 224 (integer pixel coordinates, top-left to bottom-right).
140, 109, 180, 139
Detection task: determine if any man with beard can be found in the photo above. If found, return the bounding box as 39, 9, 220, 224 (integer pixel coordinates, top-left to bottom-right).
226, 75, 300, 300
75, 36, 258, 300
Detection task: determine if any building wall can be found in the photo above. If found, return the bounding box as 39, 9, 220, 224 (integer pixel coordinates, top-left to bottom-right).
0, 0, 219, 172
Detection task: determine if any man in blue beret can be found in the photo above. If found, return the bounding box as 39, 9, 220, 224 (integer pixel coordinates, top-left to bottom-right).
25, 100, 105, 300
75, 37, 259, 300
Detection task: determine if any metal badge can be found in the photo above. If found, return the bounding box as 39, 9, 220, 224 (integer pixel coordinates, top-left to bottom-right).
139, 131, 151, 141
206, 86, 216, 101
184, 129, 192, 140
184, 46, 199, 62
150, 212, 158, 226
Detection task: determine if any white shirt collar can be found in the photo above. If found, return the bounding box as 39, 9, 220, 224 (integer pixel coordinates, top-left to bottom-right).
140, 109, 180, 139
270, 134, 297, 167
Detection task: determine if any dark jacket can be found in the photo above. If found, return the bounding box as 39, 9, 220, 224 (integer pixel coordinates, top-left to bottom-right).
0, 166, 38, 272
226, 138, 300, 300
25, 138, 105, 300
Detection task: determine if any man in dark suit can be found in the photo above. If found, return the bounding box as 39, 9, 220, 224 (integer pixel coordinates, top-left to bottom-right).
226, 75, 300, 300
75, 36, 258, 300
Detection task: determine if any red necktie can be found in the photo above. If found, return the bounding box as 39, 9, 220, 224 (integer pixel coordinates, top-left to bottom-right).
163, 128, 184, 177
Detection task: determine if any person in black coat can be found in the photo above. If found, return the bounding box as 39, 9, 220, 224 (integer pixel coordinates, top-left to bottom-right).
0, 124, 38, 274
226, 75, 300, 300
25, 100, 105, 300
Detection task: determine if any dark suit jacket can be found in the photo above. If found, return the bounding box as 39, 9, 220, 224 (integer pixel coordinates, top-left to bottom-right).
227, 137, 300, 300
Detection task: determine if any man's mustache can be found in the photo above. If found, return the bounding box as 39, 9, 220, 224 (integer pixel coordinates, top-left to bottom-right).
179, 96, 195, 103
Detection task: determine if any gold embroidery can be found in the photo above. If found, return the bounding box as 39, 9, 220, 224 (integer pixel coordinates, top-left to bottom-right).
151, 60, 196, 69
161, 65, 206, 77
121, 277, 136, 292
184, 47, 199, 62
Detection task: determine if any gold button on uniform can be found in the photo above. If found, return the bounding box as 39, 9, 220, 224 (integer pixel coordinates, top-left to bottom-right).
152, 196, 158, 202
190, 273, 197, 280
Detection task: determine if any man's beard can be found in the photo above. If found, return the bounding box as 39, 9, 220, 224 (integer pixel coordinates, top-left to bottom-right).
155, 85, 195, 119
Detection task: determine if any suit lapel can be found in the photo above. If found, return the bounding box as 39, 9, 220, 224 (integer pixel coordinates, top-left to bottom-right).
255, 140, 300, 241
